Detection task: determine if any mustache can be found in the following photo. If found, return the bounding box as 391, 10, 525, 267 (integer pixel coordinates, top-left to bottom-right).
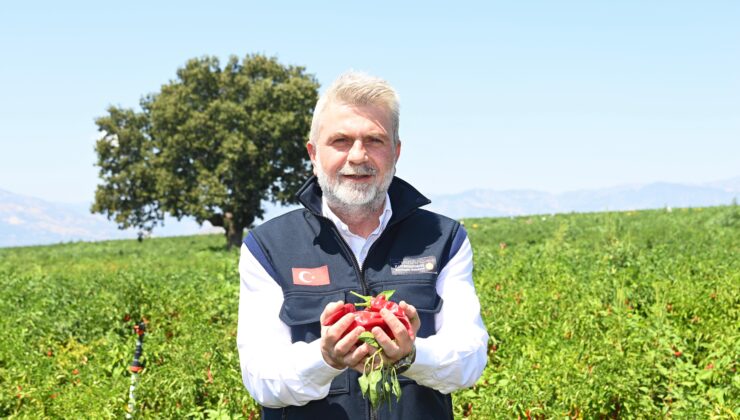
337, 165, 377, 176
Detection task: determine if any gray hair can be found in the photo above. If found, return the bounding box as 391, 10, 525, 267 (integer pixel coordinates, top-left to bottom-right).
309, 71, 400, 146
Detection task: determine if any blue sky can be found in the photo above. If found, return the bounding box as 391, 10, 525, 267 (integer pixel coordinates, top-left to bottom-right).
1, 1, 738, 204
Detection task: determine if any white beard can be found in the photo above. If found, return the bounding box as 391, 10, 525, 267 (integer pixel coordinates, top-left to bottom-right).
314, 153, 395, 216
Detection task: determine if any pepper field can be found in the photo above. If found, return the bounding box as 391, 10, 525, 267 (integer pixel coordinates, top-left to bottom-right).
1, 205, 738, 418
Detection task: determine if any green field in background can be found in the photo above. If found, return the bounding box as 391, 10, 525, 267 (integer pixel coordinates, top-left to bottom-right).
1, 205, 738, 418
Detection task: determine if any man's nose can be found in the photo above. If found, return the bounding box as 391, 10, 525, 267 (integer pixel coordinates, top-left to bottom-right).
347, 139, 367, 164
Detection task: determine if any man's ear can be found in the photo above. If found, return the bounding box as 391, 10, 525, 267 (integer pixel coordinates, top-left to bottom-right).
306, 140, 318, 175
394, 139, 402, 163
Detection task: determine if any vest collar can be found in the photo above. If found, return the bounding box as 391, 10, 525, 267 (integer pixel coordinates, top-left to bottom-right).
296, 176, 431, 225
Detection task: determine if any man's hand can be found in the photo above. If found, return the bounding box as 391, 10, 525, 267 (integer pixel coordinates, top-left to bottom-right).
319, 301, 371, 370
369, 301, 421, 365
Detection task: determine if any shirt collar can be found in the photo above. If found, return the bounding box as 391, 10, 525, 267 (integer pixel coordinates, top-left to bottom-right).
322, 193, 393, 239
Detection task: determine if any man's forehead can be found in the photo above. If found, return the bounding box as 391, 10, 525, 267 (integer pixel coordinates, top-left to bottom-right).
319, 101, 392, 136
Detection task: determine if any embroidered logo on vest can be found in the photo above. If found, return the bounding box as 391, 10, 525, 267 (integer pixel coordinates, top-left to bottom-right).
291, 265, 331, 286
390, 256, 437, 275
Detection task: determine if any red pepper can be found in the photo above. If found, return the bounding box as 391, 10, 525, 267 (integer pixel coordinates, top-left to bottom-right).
352, 308, 413, 339
322, 292, 414, 340
396, 314, 412, 335
354, 311, 394, 337
383, 300, 405, 318
369, 294, 388, 312
322, 303, 356, 326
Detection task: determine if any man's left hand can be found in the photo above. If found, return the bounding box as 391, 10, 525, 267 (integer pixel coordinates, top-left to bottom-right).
370, 301, 420, 364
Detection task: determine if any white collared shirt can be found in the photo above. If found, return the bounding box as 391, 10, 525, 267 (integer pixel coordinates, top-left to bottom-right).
321, 193, 393, 266
236, 196, 489, 408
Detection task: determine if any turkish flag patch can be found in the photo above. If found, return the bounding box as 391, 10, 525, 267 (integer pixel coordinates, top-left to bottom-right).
292, 265, 330, 286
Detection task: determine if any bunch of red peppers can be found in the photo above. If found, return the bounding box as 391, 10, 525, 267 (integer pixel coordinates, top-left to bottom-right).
322, 290, 413, 340
321, 290, 412, 411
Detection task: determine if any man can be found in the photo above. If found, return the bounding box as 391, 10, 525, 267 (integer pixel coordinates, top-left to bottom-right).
237, 71, 488, 419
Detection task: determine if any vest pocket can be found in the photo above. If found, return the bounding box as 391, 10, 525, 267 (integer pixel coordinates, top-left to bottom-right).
368, 278, 442, 339
369, 279, 442, 314
397, 374, 416, 384
328, 370, 350, 394
279, 290, 347, 327
279, 290, 351, 396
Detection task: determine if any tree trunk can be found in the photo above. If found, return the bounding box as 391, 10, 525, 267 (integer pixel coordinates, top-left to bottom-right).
226, 223, 244, 249
223, 212, 244, 250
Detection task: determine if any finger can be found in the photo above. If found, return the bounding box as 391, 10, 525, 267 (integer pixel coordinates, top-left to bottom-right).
321, 320, 359, 370
350, 356, 369, 374
371, 325, 402, 360
320, 300, 345, 324
379, 307, 411, 343
343, 341, 372, 368
334, 326, 364, 355
400, 301, 421, 334
326, 312, 358, 343
349, 342, 381, 373
322, 312, 353, 346
354, 348, 384, 370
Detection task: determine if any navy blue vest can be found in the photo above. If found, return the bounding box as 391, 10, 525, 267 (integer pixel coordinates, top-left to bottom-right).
244, 176, 467, 420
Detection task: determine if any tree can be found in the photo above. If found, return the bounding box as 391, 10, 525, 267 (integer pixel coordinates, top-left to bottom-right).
91, 107, 162, 240
92, 54, 319, 248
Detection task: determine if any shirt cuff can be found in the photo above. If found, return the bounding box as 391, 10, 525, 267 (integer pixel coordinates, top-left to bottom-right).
398, 337, 435, 381
295, 339, 346, 387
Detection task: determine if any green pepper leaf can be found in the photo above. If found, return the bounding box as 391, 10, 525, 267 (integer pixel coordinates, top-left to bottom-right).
358, 374, 369, 397
392, 376, 402, 400
356, 344, 402, 410
359, 331, 379, 347
368, 370, 382, 407
369, 368, 382, 383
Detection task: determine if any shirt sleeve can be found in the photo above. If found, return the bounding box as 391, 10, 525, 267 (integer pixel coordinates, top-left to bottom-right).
236, 243, 345, 408
402, 235, 490, 394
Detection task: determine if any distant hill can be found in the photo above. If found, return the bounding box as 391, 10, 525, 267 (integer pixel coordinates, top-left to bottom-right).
1, 177, 738, 247
0, 189, 219, 248
426, 179, 739, 220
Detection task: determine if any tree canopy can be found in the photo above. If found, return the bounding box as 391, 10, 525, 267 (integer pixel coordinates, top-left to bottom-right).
92, 54, 319, 247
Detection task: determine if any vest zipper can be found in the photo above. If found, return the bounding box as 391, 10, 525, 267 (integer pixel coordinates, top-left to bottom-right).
316, 215, 370, 295
319, 214, 406, 420
323, 215, 397, 295
322, 221, 374, 420
364, 237, 384, 420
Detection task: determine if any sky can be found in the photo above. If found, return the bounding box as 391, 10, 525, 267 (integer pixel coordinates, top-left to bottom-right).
1, 1, 738, 205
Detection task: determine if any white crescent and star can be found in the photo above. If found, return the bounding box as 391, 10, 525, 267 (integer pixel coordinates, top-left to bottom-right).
298, 271, 314, 283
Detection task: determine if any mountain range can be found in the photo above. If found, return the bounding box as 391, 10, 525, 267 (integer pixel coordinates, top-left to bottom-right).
426, 178, 740, 219
1, 177, 738, 248
0, 190, 219, 248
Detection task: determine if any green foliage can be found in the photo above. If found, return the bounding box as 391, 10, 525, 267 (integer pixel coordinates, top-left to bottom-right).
0, 236, 256, 418
460, 206, 739, 418
1, 206, 738, 418
92, 54, 319, 247
91, 107, 161, 236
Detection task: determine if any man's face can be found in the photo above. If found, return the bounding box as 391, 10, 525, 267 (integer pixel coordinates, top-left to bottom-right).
307, 101, 401, 211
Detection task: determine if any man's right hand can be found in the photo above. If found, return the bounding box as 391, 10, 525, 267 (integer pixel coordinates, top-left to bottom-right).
319, 301, 371, 371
